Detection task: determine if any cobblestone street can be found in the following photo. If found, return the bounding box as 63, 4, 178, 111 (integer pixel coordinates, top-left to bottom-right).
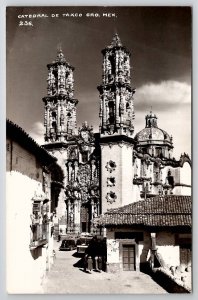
42, 241, 167, 294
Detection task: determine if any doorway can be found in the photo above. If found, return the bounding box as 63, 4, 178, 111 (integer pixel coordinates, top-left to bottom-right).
123, 245, 135, 271
80, 205, 90, 233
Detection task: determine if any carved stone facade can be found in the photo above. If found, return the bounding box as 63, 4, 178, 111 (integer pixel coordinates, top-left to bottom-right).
43, 48, 78, 142
98, 33, 135, 137
42, 34, 191, 235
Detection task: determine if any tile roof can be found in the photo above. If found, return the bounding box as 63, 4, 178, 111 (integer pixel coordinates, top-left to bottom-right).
95, 195, 191, 228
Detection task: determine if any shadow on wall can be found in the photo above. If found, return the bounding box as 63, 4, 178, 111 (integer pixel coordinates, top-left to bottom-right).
139, 245, 150, 273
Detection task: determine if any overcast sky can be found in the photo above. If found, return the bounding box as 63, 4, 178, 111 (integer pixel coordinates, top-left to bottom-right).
6, 6, 191, 159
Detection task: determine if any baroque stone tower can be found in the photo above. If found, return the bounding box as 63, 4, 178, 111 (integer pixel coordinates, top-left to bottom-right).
43, 48, 100, 235
98, 34, 136, 213
42, 48, 79, 228
43, 48, 78, 142
98, 33, 135, 137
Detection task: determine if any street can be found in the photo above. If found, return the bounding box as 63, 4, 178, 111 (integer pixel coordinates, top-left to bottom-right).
42, 241, 167, 294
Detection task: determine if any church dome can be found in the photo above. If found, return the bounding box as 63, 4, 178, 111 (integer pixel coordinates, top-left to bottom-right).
135, 127, 171, 142
135, 111, 172, 145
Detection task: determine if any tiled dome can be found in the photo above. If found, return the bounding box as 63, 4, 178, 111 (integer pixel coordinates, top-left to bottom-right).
135, 111, 172, 144
135, 127, 171, 142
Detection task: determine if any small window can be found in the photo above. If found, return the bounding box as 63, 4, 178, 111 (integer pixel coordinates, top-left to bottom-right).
52, 111, 56, 118
109, 101, 115, 124
115, 232, 143, 241
52, 121, 57, 132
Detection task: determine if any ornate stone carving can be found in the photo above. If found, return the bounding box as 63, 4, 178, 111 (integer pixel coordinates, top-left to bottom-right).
68, 146, 78, 160
78, 122, 94, 144
43, 49, 78, 142
77, 164, 91, 187
106, 191, 117, 204
107, 177, 116, 187
98, 33, 135, 136
105, 160, 117, 173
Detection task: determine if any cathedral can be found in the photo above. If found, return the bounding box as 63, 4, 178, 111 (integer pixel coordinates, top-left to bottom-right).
42, 33, 191, 235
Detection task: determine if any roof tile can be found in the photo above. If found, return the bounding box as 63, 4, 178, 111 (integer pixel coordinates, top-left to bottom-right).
96, 195, 191, 227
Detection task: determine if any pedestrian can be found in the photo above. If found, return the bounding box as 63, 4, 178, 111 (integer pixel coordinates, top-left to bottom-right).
84, 236, 97, 273
83, 254, 88, 273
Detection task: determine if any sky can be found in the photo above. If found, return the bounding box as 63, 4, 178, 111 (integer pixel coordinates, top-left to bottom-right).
6, 6, 191, 159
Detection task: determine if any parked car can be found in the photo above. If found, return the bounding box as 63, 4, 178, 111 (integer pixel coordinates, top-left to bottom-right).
76, 234, 93, 254
59, 239, 76, 251
80, 232, 93, 237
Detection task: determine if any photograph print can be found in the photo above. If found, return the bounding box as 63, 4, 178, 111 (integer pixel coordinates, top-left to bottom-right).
6, 6, 192, 294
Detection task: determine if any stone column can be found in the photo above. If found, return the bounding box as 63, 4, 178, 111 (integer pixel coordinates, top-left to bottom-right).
116, 88, 120, 125
57, 100, 61, 135
91, 200, 94, 220
115, 50, 119, 82
105, 102, 109, 125
74, 199, 80, 234
91, 160, 95, 181
99, 97, 103, 130
68, 162, 72, 182
102, 58, 106, 84
74, 161, 78, 181
67, 200, 71, 233
46, 105, 50, 138
103, 92, 107, 126
96, 201, 100, 216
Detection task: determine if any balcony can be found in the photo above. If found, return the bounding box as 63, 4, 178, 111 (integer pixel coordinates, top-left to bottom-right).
30, 223, 48, 250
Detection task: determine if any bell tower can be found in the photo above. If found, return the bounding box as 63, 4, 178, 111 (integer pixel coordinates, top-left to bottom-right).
43, 47, 78, 143
98, 33, 135, 137
98, 34, 135, 213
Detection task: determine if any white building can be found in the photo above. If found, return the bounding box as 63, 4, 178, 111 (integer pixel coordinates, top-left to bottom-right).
6, 120, 63, 293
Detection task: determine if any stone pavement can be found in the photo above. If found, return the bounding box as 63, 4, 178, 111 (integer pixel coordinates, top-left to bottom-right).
42, 241, 167, 294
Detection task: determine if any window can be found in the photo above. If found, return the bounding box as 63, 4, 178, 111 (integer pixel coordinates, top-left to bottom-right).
115, 232, 143, 241
52, 111, 56, 118
51, 121, 57, 132
109, 56, 115, 74
156, 147, 162, 157
167, 170, 174, 187
30, 200, 50, 249
108, 101, 115, 124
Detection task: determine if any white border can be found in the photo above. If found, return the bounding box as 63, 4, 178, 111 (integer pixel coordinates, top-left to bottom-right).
1, 0, 197, 299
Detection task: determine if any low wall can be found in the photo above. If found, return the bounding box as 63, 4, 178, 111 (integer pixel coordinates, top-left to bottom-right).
151, 268, 191, 293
